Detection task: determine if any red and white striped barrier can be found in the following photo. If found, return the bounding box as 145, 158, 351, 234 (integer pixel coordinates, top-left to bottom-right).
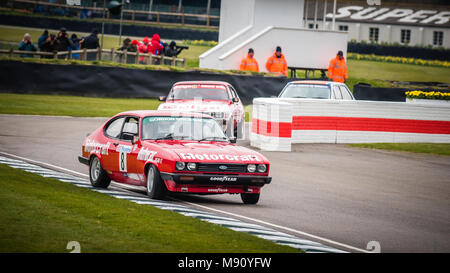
250, 98, 450, 151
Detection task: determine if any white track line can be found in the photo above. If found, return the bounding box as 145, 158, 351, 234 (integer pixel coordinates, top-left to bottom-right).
0, 151, 369, 253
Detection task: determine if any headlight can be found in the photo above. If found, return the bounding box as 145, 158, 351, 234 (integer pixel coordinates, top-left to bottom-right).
187, 162, 196, 171
212, 112, 224, 119
175, 162, 185, 170
257, 164, 267, 173
247, 164, 256, 172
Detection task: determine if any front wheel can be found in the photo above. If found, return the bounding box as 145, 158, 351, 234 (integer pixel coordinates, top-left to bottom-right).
89, 156, 111, 188
146, 165, 167, 199
240, 193, 260, 204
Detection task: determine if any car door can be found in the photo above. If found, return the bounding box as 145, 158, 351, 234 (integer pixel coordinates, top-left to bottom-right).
102, 116, 126, 174
116, 116, 141, 185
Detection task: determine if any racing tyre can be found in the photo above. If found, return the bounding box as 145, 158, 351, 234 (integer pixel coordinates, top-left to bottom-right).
146, 164, 167, 199
89, 156, 111, 188
240, 193, 260, 204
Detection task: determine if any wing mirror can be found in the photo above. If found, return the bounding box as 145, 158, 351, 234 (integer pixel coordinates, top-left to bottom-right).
229, 136, 237, 143
232, 97, 239, 103
158, 96, 166, 102
132, 135, 141, 146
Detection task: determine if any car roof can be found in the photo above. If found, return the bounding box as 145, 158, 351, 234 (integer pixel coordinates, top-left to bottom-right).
289, 80, 335, 85
173, 81, 231, 86
114, 110, 212, 119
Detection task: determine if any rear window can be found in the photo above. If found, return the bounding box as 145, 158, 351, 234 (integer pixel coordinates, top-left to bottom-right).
280, 84, 330, 99
168, 84, 229, 100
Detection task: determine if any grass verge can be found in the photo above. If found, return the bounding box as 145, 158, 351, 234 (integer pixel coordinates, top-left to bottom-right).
0, 164, 299, 253
348, 143, 450, 156
0, 93, 253, 121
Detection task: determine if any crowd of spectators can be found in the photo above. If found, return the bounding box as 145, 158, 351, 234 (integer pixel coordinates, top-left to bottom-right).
18, 28, 99, 59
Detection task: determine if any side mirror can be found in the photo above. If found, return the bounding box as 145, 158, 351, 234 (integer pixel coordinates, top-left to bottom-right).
158, 96, 166, 102
132, 135, 140, 146
229, 136, 237, 143
232, 97, 239, 103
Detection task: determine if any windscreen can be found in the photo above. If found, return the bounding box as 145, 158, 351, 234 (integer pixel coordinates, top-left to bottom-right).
142, 116, 228, 141
168, 85, 229, 100
280, 84, 330, 99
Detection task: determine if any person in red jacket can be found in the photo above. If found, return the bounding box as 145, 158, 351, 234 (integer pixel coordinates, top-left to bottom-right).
148, 34, 164, 55
265, 46, 288, 77
138, 37, 150, 64
328, 50, 348, 83
239, 48, 259, 72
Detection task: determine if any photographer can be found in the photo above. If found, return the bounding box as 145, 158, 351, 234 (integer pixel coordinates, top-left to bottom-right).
40, 33, 57, 59
55, 28, 73, 57
18, 33, 37, 58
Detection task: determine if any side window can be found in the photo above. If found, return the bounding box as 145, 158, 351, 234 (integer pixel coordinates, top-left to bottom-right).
333, 86, 343, 100
121, 117, 139, 141
340, 85, 353, 100
105, 117, 125, 139
229, 86, 238, 99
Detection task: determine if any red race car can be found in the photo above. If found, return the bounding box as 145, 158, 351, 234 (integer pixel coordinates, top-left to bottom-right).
78, 110, 271, 204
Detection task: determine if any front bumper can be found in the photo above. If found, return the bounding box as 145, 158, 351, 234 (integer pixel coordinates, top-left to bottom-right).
160, 172, 271, 187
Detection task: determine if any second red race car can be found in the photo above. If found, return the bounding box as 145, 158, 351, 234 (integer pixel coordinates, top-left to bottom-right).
78, 110, 271, 204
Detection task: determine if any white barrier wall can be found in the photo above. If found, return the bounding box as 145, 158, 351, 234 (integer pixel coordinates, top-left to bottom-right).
250, 98, 450, 151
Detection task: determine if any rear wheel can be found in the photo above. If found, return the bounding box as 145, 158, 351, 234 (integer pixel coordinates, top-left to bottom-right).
89, 156, 111, 188
241, 193, 260, 204
146, 165, 167, 199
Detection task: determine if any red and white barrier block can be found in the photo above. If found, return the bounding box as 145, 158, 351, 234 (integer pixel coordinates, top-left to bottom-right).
251, 98, 450, 151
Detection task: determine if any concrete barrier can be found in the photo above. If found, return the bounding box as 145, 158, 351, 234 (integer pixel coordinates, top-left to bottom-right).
250, 98, 450, 151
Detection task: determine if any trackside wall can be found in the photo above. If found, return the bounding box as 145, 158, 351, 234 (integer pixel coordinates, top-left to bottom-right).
250, 98, 450, 151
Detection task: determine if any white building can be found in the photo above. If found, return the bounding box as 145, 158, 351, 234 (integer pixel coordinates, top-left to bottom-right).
304, 0, 450, 48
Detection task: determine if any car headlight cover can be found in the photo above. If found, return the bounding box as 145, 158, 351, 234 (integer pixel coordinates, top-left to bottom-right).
247, 164, 256, 172
187, 162, 196, 171
176, 161, 185, 170
257, 164, 267, 173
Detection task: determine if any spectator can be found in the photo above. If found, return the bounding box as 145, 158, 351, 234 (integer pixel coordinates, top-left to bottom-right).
80, 29, 100, 60
40, 33, 57, 58
240, 48, 259, 72
164, 41, 183, 57
18, 33, 37, 58
38, 30, 48, 50
265, 46, 288, 77
138, 37, 150, 64
118, 38, 138, 63
148, 34, 164, 55
328, 50, 348, 83
70, 34, 81, 59
55, 27, 73, 52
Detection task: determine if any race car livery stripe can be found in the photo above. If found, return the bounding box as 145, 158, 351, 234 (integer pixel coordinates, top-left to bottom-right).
292, 116, 450, 135
251, 119, 292, 138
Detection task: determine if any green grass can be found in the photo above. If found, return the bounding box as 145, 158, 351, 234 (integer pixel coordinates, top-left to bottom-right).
0, 164, 299, 253
348, 143, 450, 156
0, 93, 162, 117
0, 93, 253, 121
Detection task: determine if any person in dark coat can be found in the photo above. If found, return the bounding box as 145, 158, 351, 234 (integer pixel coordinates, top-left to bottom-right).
55, 27, 73, 52
18, 33, 37, 58
70, 33, 81, 59
40, 33, 57, 58
38, 30, 48, 50
80, 29, 100, 60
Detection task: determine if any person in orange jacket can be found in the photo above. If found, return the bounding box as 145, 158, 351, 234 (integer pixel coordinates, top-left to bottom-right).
328, 50, 348, 83
265, 46, 288, 77
240, 48, 259, 72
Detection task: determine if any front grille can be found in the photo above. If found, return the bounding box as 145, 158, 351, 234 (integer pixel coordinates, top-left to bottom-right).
197, 163, 246, 173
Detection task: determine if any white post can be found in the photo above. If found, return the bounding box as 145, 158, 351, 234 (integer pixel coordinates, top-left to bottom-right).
322, 0, 327, 30
313, 0, 318, 30
332, 0, 337, 31
119, 0, 125, 46
101, 0, 105, 50
206, 0, 211, 15
148, 0, 153, 20
177, 0, 183, 13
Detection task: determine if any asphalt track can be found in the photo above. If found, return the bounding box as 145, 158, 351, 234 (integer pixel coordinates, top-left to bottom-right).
0, 114, 449, 252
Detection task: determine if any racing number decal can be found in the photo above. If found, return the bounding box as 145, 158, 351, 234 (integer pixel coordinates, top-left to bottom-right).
119, 151, 127, 172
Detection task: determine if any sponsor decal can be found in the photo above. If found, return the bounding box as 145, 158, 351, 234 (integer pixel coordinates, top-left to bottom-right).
180, 153, 262, 162
219, 165, 228, 170
115, 144, 133, 153
210, 176, 238, 182
173, 84, 226, 90
84, 139, 110, 155
207, 188, 228, 193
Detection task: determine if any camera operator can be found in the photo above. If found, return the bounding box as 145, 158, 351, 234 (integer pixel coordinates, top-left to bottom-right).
18, 33, 37, 58
40, 33, 57, 59
55, 27, 73, 58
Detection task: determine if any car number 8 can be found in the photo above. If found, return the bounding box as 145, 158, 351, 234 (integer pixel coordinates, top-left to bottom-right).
119, 151, 127, 172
